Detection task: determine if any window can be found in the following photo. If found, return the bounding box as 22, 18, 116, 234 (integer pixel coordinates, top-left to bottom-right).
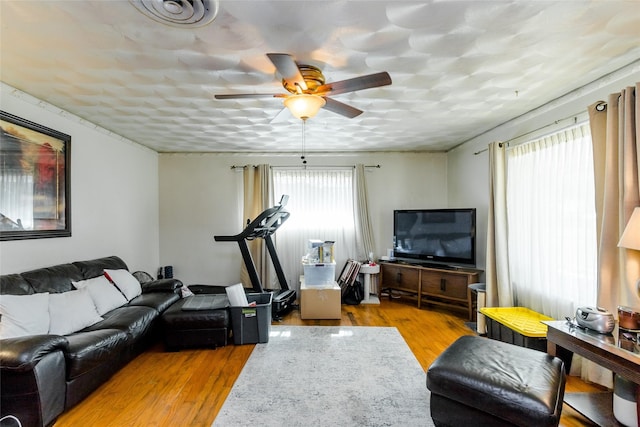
506, 123, 598, 318
272, 168, 357, 291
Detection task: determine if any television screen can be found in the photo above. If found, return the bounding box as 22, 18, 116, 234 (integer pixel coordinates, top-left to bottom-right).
393, 208, 476, 267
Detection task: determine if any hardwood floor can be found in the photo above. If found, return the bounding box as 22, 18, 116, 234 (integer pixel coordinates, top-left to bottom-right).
54, 297, 604, 426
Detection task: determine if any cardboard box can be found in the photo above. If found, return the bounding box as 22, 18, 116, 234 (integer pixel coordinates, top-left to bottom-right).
300, 283, 341, 319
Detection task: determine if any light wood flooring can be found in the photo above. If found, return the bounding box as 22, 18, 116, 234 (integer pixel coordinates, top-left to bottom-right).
54, 297, 604, 426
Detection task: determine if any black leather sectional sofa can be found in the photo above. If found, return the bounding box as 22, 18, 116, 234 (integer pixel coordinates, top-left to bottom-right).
0, 256, 182, 427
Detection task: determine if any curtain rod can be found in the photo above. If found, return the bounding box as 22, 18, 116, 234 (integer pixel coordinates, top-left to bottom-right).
471, 88, 638, 155
230, 164, 381, 170
473, 110, 591, 156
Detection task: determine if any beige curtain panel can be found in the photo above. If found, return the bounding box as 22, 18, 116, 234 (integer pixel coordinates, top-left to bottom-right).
354, 164, 376, 261
241, 164, 274, 289
588, 83, 640, 311
485, 141, 513, 308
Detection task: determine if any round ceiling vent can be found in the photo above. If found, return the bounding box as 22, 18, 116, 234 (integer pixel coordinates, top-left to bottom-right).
130, 0, 219, 28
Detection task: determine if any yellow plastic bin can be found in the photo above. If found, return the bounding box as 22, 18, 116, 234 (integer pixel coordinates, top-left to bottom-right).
479, 307, 553, 352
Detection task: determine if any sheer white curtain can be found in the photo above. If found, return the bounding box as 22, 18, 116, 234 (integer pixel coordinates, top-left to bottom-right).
272, 168, 357, 293
506, 123, 598, 319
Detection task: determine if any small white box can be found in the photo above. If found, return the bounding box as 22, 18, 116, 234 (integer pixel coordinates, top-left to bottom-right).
306, 240, 335, 263
303, 263, 336, 285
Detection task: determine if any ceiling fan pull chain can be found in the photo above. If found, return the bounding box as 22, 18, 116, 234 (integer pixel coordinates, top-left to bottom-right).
301, 119, 307, 165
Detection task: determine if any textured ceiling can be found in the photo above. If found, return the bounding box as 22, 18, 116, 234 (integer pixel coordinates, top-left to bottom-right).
1, 0, 639, 153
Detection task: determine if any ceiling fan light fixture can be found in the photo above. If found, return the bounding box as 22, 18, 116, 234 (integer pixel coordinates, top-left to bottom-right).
284, 94, 326, 120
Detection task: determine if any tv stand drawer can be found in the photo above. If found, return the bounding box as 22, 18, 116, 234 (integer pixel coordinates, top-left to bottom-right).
421, 272, 468, 300
380, 263, 420, 294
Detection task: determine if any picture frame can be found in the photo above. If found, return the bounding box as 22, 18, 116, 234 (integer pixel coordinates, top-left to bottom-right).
0, 111, 71, 240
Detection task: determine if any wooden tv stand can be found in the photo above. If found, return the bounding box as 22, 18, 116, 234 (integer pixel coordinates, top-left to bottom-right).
379, 261, 482, 320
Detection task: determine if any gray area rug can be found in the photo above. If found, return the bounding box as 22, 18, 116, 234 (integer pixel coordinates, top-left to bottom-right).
213, 325, 434, 427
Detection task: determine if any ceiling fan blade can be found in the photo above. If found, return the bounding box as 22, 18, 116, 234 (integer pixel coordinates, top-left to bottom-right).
322, 97, 363, 119
215, 93, 282, 99
267, 53, 308, 91
270, 107, 291, 124
317, 71, 391, 96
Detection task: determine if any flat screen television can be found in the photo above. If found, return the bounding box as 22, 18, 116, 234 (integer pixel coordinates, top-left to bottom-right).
393, 208, 476, 267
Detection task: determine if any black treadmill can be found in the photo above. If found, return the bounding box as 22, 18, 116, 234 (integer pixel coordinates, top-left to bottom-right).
214, 195, 296, 320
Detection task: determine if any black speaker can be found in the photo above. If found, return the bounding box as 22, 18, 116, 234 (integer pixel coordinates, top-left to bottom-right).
164, 265, 173, 279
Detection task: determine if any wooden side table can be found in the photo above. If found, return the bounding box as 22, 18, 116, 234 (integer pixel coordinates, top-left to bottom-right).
543, 320, 640, 426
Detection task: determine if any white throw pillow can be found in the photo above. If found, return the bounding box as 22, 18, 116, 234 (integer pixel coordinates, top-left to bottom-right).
73, 275, 128, 315
48, 288, 103, 335
104, 269, 142, 301
0, 293, 50, 339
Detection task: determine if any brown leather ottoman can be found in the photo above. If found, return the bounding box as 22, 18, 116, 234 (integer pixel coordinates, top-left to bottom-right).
161, 297, 229, 351
426, 335, 566, 427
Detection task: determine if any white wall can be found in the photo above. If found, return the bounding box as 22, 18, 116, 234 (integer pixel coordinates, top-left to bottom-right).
158, 151, 448, 285
447, 63, 640, 278
0, 84, 160, 275
448, 144, 489, 273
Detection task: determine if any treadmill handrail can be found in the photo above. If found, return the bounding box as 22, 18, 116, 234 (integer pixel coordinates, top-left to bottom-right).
214, 205, 289, 242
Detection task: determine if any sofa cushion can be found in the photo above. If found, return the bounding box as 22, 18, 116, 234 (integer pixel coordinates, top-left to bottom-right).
21, 264, 84, 294
64, 329, 129, 380
0, 293, 50, 339
127, 292, 181, 313
0, 274, 34, 296
104, 269, 142, 301
48, 289, 103, 335
73, 256, 128, 280
73, 275, 127, 315
84, 306, 158, 341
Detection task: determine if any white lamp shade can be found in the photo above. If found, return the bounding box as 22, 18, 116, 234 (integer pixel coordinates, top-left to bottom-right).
283, 94, 326, 120
618, 207, 640, 251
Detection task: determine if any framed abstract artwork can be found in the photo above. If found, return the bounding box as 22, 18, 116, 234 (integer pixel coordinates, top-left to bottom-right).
0, 111, 71, 240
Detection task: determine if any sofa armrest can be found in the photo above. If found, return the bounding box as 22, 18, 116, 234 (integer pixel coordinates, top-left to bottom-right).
141, 278, 183, 293
0, 335, 68, 371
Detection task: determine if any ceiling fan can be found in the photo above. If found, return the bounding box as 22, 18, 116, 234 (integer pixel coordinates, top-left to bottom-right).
215, 53, 392, 120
